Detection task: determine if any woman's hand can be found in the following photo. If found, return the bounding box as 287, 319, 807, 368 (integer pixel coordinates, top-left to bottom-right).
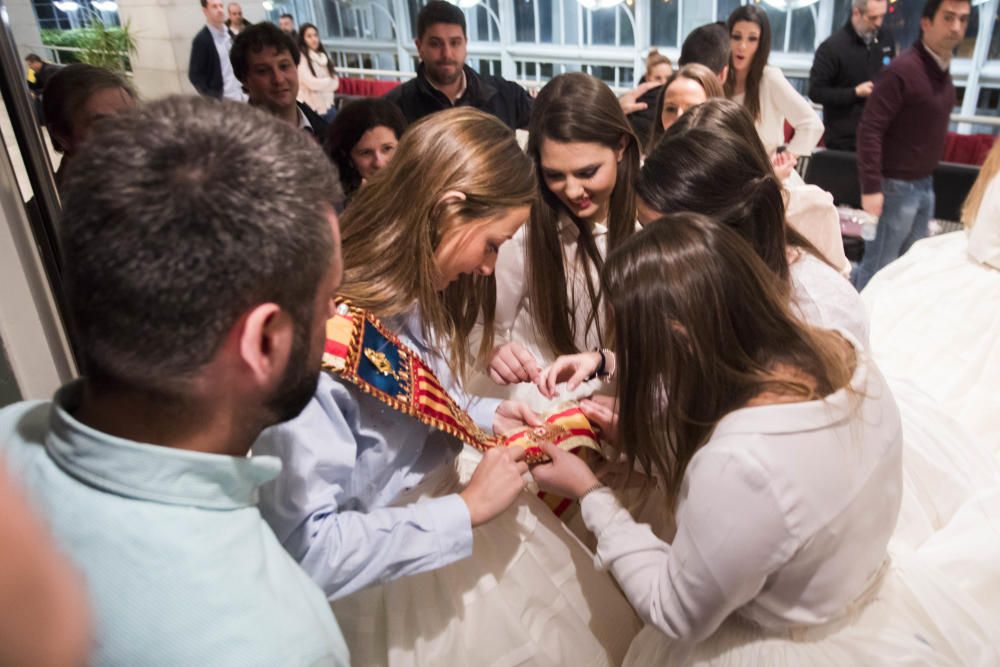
618, 80, 661, 115
460, 446, 529, 527
535, 351, 602, 398
493, 400, 543, 435
489, 342, 541, 385
580, 395, 620, 445
530, 442, 600, 499
770, 150, 797, 181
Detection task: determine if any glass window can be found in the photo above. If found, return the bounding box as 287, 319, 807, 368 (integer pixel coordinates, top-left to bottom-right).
650, 0, 679, 47
590, 8, 616, 45
787, 6, 816, 53
515, 0, 536, 41
716, 0, 742, 24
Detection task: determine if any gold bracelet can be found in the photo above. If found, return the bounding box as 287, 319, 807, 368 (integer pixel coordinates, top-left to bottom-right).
579, 482, 606, 501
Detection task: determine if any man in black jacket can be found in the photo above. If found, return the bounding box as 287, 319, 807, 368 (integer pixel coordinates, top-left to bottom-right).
230, 23, 329, 141
189, 0, 245, 100
385, 0, 531, 130
809, 0, 895, 151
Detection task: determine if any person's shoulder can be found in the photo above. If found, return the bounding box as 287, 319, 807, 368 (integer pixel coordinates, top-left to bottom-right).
192, 25, 211, 45
0, 400, 51, 447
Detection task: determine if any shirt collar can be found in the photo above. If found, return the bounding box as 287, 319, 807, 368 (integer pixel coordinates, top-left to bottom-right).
297, 105, 313, 132
427, 69, 468, 103
558, 211, 609, 238
207, 22, 228, 39
921, 39, 950, 70
44, 381, 282, 510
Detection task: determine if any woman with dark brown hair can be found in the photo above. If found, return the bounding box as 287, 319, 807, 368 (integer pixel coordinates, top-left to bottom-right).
725, 5, 823, 180
471, 72, 640, 414
661, 98, 850, 275
532, 213, 996, 665
637, 103, 868, 345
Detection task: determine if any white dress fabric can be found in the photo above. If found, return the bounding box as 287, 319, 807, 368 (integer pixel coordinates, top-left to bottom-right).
732, 65, 825, 157
863, 229, 1000, 449
576, 341, 1000, 665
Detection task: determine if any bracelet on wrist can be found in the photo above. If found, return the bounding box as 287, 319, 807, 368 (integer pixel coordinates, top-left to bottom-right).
578, 481, 606, 501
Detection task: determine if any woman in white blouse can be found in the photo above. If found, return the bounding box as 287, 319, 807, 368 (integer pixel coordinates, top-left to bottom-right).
296, 23, 339, 122
468, 72, 641, 414
726, 5, 823, 181
532, 213, 998, 665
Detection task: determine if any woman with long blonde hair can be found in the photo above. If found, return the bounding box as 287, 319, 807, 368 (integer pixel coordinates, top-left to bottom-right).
254, 107, 640, 666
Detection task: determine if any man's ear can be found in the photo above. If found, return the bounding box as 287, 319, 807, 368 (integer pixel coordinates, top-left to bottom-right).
237, 303, 294, 387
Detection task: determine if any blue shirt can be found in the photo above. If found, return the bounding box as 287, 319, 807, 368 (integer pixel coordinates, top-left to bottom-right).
254, 310, 501, 600
0, 382, 349, 667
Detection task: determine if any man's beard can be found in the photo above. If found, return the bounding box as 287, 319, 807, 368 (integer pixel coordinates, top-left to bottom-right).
426, 61, 463, 87
265, 316, 321, 424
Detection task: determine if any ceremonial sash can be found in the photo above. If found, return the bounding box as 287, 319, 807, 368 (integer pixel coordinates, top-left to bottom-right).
322, 302, 602, 515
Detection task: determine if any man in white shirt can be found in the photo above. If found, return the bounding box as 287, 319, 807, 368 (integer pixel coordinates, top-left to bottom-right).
189, 0, 246, 101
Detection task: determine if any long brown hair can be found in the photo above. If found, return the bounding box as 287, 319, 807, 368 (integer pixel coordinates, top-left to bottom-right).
339, 108, 536, 375
297, 23, 336, 77
605, 213, 855, 509
525, 72, 640, 356
647, 63, 725, 153
638, 99, 833, 285
724, 5, 771, 123
961, 138, 1000, 227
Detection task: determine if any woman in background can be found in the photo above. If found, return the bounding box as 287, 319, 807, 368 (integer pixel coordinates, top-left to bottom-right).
646, 63, 724, 152
726, 5, 823, 180
297, 23, 339, 122
326, 97, 407, 203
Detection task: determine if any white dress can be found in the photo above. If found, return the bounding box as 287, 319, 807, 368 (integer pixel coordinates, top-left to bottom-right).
788, 248, 869, 346
863, 174, 1000, 448
732, 65, 825, 157
577, 341, 1000, 665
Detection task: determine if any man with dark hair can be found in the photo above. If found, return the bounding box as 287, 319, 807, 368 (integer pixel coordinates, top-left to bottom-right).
810, 0, 895, 151
231, 22, 329, 138
854, 0, 970, 289
189, 0, 246, 100
678, 22, 730, 83
384, 0, 531, 130
279, 12, 297, 39
25, 53, 60, 124
0, 95, 349, 665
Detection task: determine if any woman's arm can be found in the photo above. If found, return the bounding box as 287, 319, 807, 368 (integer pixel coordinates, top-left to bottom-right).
766, 66, 824, 157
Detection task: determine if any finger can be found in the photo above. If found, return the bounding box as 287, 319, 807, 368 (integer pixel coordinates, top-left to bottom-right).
518, 404, 543, 427
489, 367, 506, 385
492, 357, 519, 385
539, 441, 564, 460
511, 346, 540, 382
636, 80, 660, 94
506, 445, 526, 462
515, 461, 529, 476
567, 365, 591, 391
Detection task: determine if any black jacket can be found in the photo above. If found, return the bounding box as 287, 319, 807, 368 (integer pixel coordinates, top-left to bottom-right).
809, 21, 896, 151
298, 101, 329, 142
385, 63, 532, 131
188, 26, 223, 98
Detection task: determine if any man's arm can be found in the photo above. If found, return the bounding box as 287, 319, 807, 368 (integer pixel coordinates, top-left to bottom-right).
808, 41, 859, 107
187, 33, 215, 97
856, 68, 905, 196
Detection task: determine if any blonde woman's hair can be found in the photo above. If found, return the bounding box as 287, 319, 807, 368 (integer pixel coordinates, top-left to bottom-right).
961, 139, 1000, 228
338, 107, 537, 376
645, 49, 672, 73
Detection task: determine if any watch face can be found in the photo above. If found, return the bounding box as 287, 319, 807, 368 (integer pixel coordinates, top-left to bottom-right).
883, 55, 891, 66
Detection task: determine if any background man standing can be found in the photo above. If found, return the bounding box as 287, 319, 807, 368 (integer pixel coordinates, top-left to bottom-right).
189, 0, 246, 100
854, 0, 970, 289
385, 0, 532, 130
810, 0, 895, 151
